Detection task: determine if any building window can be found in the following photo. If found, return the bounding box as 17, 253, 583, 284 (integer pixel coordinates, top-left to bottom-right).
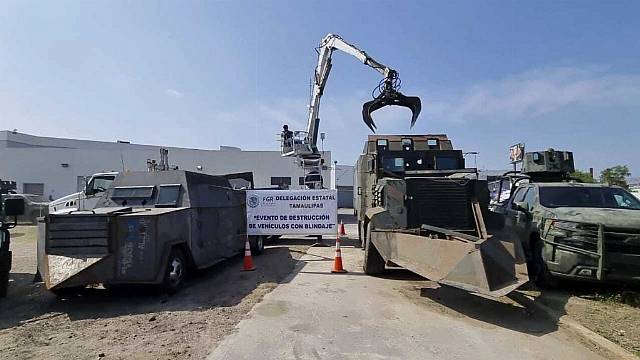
271, 177, 291, 189
23, 183, 44, 195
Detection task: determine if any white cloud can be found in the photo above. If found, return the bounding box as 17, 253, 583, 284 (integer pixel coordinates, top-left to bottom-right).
424, 67, 640, 123
225, 66, 640, 165
240, 66, 640, 136
165, 88, 184, 98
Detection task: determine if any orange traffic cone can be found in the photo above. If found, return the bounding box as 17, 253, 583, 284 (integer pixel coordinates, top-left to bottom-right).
338, 221, 346, 238
242, 239, 256, 271
331, 236, 348, 273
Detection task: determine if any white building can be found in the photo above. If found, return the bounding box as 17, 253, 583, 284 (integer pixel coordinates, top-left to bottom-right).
0, 130, 331, 200
330, 164, 355, 208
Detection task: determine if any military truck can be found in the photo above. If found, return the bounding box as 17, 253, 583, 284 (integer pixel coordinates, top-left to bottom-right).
37, 170, 262, 294
0, 182, 25, 297
354, 135, 528, 297
497, 149, 640, 286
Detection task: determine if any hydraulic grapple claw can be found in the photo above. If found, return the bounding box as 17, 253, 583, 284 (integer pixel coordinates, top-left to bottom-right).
362, 90, 422, 132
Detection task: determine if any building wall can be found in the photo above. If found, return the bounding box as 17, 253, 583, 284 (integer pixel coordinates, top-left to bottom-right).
0, 131, 331, 200
330, 164, 355, 208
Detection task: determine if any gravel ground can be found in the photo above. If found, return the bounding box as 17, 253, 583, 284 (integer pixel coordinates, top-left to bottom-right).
0, 226, 311, 360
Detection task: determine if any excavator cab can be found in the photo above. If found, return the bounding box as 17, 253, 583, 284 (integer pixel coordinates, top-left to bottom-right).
362, 73, 422, 132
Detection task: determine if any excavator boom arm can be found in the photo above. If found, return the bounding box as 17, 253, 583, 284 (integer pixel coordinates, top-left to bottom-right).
304, 34, 421, 151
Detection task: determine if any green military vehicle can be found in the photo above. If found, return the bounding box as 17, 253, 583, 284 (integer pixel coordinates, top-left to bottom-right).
354, 134, 528, 297
498, 149, 640, 286
1, 180, 26, 297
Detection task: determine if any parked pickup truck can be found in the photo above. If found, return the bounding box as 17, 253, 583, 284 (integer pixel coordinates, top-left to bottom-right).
503, 182, 640, 286
495, 149, 640, 286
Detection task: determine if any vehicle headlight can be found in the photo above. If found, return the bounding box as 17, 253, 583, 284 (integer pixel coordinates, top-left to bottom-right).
554, 235, 598, 251
544, 219, 573, 237
545, 220, 599, 251
552, 220, 582, 231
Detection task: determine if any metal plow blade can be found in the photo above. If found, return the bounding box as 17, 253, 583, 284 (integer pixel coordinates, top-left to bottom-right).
362, 90, 422, 132
370, 228, 529, 298
42, 254, 107, 290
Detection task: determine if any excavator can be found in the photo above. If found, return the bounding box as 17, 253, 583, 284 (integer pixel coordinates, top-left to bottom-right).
280, 34, 421, 188
280, 34, 527, 297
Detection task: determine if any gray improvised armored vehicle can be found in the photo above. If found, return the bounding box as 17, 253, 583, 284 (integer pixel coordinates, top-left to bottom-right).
37, 170, 261, 294
354, 135, 528, 297
496, 149, 640, 286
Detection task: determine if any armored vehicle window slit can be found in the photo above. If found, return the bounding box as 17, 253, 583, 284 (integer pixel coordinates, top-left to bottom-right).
156, 184, 182, 207
435, 155, 461, 170
111, 186, 155, 199
376, 139, 389, 152
402, 138, 414, 151
382, 157, 405, 173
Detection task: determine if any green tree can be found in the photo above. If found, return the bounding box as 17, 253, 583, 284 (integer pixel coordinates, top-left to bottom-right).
600, 165, 631, 189
571, 170, 595, 183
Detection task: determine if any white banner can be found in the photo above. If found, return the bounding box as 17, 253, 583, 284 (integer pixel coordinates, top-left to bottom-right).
246, 189, 337, 235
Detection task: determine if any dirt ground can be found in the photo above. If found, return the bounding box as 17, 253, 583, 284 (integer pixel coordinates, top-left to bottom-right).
1, 223, 639, 358
523, 283, 640, 357
0, 226, 311, 360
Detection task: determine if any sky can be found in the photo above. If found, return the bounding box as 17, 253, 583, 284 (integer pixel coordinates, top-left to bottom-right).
1, 1, 639, 176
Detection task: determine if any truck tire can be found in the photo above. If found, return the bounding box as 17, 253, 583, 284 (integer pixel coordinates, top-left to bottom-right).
0, 250, 11, 297
0, 271, 9, 297
363, 224, 385, 275
250, 236, 265, 255
162, 248, 187, 294
531, 237, 557, 288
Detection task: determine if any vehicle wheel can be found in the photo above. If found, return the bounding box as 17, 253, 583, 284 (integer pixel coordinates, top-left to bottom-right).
250, 236, 265, 255
530, 237, 557, 288
162, 248, 187, 294
0, 271, 9, 297
363, 224, 385, 275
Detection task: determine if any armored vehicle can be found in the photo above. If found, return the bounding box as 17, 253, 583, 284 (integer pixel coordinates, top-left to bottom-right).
0, 183, 25, 297
37, 170, 261, 294
498, 149, 640, 286
354, 135, 528, 297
